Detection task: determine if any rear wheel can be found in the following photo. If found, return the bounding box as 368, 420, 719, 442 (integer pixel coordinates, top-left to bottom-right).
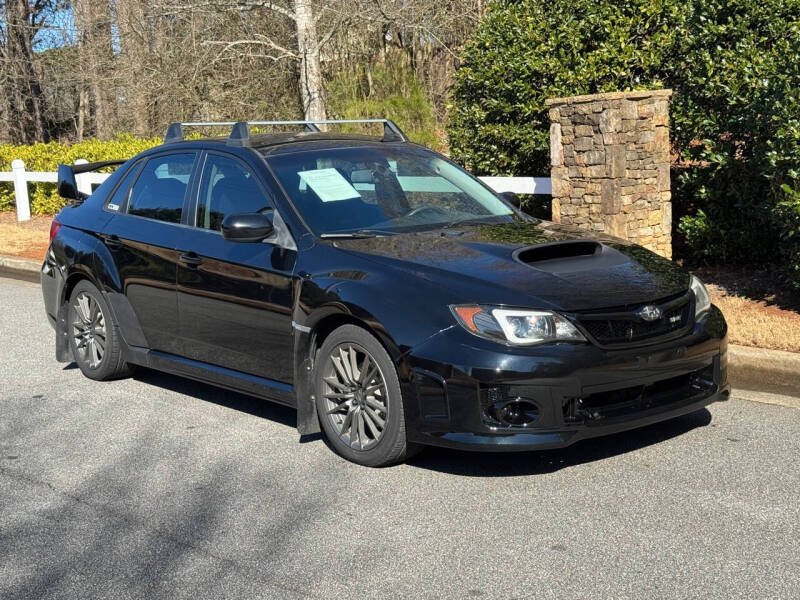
314, 325, 420, 466
67, 280, 133, 381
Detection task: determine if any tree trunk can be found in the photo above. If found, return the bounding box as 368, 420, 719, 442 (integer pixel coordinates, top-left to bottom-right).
77, 89, 88, 141
116, 0, 151, 136
75, 0, 114, 139
5, 0, 47, 142
293, 0, 326, 121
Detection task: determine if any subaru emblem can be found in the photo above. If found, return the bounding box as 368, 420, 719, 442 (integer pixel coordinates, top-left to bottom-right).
636, 305, 662, 321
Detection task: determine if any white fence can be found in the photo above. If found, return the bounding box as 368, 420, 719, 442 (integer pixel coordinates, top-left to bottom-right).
2, 159, 552, 222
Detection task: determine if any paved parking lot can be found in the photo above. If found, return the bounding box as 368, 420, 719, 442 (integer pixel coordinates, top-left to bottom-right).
1, 276, 798, 599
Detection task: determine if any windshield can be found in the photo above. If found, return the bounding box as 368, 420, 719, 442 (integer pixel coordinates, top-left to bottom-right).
266, 145, 515, 236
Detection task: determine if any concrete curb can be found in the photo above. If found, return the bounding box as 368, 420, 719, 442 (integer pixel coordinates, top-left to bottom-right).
0, 255, 40, 283
728, 345, 800, 399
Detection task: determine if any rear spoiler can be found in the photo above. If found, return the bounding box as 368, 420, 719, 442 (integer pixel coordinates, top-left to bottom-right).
57, 159, 127, 204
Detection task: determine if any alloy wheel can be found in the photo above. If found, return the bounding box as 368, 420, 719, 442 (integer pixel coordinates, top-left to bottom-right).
71, 292, 107, 369
322, 343, 388, 451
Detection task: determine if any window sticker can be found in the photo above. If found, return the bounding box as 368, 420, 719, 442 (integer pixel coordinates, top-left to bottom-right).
298, 168, 361, 202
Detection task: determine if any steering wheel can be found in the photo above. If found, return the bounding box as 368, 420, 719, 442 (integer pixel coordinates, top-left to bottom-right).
405, 205, 449, 219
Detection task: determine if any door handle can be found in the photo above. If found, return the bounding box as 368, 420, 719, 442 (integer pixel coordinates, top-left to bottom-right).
179, 252, 204, 268
103, 235, 122, 250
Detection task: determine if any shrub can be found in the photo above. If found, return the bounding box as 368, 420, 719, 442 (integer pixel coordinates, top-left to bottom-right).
448, 0, 677, 175
0, 134, 161, 214
449, 0, 800, 286
671, 0, 800, 285
328, 59, 441, 150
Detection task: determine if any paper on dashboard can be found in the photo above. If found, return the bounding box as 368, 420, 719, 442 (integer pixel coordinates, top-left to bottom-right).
298, 168, 361, 202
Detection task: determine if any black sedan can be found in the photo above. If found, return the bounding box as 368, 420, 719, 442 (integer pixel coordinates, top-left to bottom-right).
41, 119, 729, 466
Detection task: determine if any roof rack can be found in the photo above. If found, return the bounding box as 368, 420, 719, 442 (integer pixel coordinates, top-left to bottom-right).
162, 119, 407, 145
164, 122, 235, 144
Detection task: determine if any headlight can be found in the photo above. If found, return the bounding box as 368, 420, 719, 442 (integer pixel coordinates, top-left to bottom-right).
450, 305, 586, 345
690, 275, 711, 318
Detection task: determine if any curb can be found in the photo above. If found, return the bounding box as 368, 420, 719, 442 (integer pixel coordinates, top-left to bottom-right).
0, 255, 40, 283
728, 345, 800, 399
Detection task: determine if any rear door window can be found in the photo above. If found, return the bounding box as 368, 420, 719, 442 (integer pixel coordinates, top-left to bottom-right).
127, 153, 195, 223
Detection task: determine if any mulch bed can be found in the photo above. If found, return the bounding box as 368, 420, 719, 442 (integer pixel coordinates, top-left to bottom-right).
0, 211, 52, 261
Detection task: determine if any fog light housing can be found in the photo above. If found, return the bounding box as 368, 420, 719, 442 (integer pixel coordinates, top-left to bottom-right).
491, 398, 540, 427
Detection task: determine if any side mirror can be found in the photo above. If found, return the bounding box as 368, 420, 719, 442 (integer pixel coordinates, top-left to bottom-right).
499, 191, 521, 208
221, 212, 274, 243
57, 164, 86, 202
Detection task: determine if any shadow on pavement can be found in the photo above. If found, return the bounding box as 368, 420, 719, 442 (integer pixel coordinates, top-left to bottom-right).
132, 366, 298, 429
0, 425, 319, 599
407, 408, 712, 477
112, 365, 712, 476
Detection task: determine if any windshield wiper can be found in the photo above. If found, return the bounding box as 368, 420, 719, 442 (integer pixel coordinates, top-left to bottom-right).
319, 229, 395, 239
441, 216, 501, 229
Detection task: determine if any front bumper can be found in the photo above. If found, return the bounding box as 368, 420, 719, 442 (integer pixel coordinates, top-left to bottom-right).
402, 305, 729, 451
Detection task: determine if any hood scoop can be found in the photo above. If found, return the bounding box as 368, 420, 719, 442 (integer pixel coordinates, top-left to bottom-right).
515, 241, 602, 264
514, 241, 627, 275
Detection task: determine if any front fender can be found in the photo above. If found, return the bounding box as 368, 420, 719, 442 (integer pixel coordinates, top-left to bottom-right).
292, 271, 454, 435
296, 272, 453, 357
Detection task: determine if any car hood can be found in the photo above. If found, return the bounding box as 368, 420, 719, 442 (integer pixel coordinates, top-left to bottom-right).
325, 220, 691, 312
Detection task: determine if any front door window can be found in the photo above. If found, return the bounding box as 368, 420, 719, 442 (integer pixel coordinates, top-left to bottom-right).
196, 154, 271, 231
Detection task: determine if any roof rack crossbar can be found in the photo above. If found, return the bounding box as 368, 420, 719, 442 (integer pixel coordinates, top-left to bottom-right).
229, 119, 408, 147
163, 121, 238, 144
245, 119, 406, 142
165, 119, 408, 146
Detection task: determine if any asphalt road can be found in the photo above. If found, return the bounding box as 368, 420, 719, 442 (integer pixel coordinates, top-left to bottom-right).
1, 276, 798, 599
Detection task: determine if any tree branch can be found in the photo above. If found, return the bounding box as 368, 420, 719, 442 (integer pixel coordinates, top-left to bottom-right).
315, 17, 349, 53
163, 0, 296, 21
201, 39, 300, 61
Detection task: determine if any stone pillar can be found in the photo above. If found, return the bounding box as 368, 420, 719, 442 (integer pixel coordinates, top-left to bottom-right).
546, 89, 673, 258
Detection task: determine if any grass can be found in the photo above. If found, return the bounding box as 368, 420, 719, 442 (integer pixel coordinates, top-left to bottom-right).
1, 210, 798, 352
708, 288, 800, 352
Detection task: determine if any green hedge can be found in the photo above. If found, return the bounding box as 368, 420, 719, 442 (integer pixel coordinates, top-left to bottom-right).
0, 134, 161, 215
448, 0, 800, 286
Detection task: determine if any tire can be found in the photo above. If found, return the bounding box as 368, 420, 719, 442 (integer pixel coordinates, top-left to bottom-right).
67, 280, 134, 381
314, 324, 421, 467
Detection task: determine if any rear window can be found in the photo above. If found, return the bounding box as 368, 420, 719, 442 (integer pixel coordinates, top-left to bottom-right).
106, 161, 143, 212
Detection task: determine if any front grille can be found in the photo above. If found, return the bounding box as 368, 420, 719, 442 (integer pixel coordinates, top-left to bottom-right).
575, 292, 693, 346
562, 364, 716, 423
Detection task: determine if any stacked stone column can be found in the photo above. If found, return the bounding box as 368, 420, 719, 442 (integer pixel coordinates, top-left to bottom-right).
546, 89, 673, 258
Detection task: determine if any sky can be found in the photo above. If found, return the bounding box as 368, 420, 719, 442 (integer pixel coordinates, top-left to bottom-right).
34, 8, 76, 51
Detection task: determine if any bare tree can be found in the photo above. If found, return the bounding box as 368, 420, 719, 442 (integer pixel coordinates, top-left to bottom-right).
0, 0, 486, 143
74, 0, 114, 139
114, 0, 156, 136
0, 0, 54, 142
185, 0, 338, 120
293, 0, 325, 120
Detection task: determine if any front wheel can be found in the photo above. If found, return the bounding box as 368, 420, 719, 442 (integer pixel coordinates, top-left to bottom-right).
314, 325, 421, 467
